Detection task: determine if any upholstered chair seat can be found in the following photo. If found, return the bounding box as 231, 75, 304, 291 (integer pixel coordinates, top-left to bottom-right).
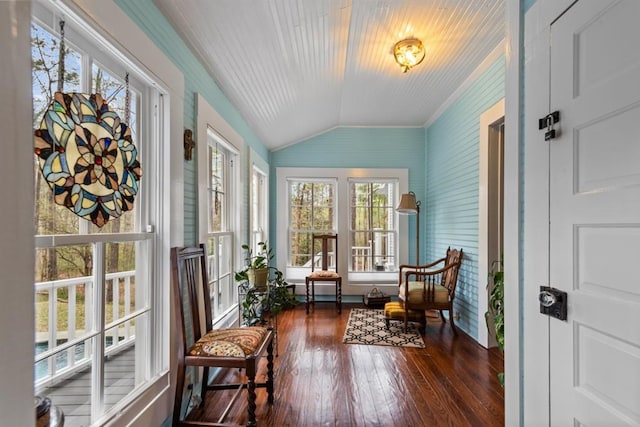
308, 270, 340, 279
189, 327, 270, 358
399, 281, 450, 305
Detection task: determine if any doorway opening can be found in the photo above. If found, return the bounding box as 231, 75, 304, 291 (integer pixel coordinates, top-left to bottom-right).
478, 98, 505, 348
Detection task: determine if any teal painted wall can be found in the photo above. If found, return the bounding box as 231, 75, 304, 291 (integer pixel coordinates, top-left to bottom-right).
114, 2, 271, 424
524, 0, 536, 12
116, 0, 269, 246
270, 127, 425, 266
425, 54, 505, 340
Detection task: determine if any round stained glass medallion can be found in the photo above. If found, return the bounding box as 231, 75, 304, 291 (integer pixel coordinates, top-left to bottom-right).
34, 92, 142, 227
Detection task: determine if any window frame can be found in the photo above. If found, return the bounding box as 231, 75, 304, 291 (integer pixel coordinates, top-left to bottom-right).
348, 178, 399, 273
276, 167, 409, 293
28, 1, 184, 425
249, 149, 269, 253
197, 94, 244, 326
286, 178, 338, 269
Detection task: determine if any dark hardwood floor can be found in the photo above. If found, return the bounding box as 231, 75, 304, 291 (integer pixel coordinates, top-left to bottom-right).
185, 303, 504, 426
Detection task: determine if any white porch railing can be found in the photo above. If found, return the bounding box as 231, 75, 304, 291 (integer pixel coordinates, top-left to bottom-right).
34, 270, 136, 388
300, 247, 373, 271
351, 246, 371, 271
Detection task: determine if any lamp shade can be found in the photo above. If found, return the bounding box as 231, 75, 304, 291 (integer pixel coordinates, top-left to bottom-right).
396, 192, 419, 214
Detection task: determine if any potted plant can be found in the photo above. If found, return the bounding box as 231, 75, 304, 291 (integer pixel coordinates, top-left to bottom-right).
235, 241, 298, 326
234, 241, 272, 291
486, 254, 504, 386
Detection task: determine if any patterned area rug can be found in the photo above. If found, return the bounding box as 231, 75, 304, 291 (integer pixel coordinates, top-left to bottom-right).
342, 308, 425, 348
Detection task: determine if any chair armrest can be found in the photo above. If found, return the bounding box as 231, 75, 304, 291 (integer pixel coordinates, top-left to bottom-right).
398, 258, 446, 283
398, 257, 446, 272
404, 261, 458, 279
405, 260, 462, 297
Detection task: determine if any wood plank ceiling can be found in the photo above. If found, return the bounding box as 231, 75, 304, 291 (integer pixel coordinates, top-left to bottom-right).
154, 0, 505, 150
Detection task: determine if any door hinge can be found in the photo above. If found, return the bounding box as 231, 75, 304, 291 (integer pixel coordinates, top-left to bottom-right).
538, 111, 560, 140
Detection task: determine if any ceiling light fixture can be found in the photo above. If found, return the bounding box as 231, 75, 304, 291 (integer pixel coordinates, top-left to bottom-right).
393, 38, 425, 73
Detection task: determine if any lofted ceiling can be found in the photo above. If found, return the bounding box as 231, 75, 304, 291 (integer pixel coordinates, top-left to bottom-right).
154, 0, 505, 150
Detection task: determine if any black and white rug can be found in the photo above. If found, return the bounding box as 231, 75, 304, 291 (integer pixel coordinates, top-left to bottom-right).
342, 308, 425, 348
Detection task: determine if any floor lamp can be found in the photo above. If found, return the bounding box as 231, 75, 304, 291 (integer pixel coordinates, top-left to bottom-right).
396, 191, 421, 264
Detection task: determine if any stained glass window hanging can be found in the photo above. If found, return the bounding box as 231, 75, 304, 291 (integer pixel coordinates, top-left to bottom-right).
33, 20, 142, 228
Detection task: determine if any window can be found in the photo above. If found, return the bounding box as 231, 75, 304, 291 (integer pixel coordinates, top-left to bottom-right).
349, 180, 398, 272
197, 94, 244, 325
204, 130, 238, 319
276, 168, 408, 289
287, 179, 337, 267
250, 164, 268, 252
32, 5, 165, 425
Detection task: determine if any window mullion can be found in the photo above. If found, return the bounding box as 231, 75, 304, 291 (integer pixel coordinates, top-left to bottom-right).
91, 242, 106, 422
82, 52, 92, 98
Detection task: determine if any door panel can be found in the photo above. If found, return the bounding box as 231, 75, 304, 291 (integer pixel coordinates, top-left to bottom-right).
575, 104, 640, 194
549, 0, 640, 425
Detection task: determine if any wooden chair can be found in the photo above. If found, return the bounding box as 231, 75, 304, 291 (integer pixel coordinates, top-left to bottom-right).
171, 244, 274, 427
305, 233, 342, 314
397, 247, 463, 334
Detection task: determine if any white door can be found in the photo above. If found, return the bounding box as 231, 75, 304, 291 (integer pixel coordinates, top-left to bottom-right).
549, 0, 640, 425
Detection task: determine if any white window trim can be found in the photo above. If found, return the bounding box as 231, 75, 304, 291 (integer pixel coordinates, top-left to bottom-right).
249, 147, 269, 251
2, 2, 38, 425
276, 167, 409, 296
348, 177, 400, 274
196, 94, 244, 326
32, 1, 185, 426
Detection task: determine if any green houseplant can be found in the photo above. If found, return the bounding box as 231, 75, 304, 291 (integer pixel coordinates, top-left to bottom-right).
234, 241, 272, 291
486, 255, 504, 386
235, 241, 297, 326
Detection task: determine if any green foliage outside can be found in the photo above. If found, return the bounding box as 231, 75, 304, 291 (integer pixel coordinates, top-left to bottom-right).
288, 181, 394, 270
35, 282, 135, 333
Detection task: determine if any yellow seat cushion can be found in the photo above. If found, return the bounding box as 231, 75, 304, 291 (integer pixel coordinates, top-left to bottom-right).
308, 270, 339, 278
384, 301, 424, 322
189, 326, 269, 358
399, 281, 449, 304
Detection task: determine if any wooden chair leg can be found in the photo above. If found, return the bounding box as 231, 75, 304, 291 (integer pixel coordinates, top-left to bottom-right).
305, 278, 310, 314
173, 359, 186, 426
246, 374, 257, 427
199, 366, 209, 407
336, 279, 342, 314
439, 310, 446, 322
448, 309, 458, 336
403, 310, 409, 333
266, 337, 274, 404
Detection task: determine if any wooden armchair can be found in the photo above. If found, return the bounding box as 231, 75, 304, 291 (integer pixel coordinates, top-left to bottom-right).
171, 244, 274, 426
397, 247, 463, 334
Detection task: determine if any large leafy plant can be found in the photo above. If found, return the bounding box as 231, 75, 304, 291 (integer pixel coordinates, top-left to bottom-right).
234, 241, 272, 279
239, 268, 297, 326
235, 241, 297, 326
234, 241, 274, 290
486, 255, 504, 386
